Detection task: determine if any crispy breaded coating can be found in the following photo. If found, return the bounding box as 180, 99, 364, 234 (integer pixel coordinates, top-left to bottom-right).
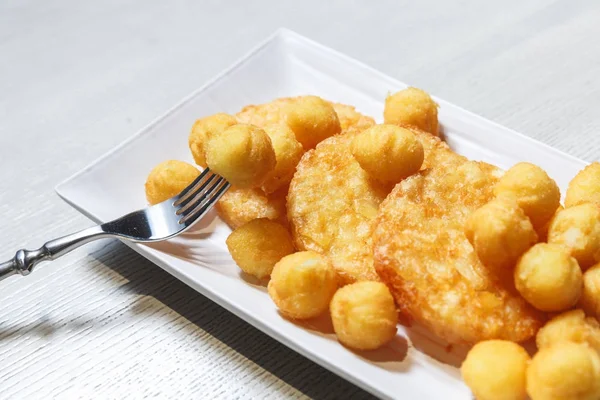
288, 127, 449, 285
374, 158, 545, 344
216, 185, 289, 229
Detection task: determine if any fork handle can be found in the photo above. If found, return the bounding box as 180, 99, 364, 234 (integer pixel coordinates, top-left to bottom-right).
0, 226, 108, 282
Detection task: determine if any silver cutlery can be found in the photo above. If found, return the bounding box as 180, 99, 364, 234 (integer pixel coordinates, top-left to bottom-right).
0, 168, 230, 281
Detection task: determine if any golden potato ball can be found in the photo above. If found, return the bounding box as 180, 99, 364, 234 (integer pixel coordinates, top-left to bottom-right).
536, 205, 563, 243
268, 251, 338, 320
350, 124, 424, 184
383, 87, 439, 136
514, 243, 582, 312
494, 162, 561, 230
465, 197, 538, 271
188, 113, 237, 167
461, 340, 530, 400
536, 309, 600, 353
225, 219, 295, 279
260, 124, 304, 193
527, 341, 600, 400
548, 203, 600, 269
145, 160, 200, 205
283, 96, 341, 150
565, 162, 600, 208
330, 281, 398, 350
581, 263, 600, 319
205, 124, 276, 188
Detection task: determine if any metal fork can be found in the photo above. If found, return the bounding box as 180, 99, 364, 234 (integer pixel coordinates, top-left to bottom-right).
0, 168, 230, 282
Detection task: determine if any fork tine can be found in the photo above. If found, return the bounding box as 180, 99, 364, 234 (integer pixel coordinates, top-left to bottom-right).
178, 178, 230, 225
173, 168, 215, 207
175, 172, 219, 213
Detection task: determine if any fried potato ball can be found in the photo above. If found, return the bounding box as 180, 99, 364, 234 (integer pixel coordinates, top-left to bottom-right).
461, 340, 530, 400
527, 341, 600, 400
260, 124, 304, 193
494, 162, 561, 230
350, 124, 424, 184
268, 251, 338, 320
536, 205, 564, 243
536, 310, 600, 353
145, 160, 200, 205
330, 281, 398, 350
188, 113, 237, 167
465, 197, 538, 272
216, 185, 288, 229
548, 203, 600, 269
565, 162, 600, 208
581, 263, 600, 319
383, 87, 439, 136
514, 243, 582, 312
283, 96, 341, 150
226, 219, 295, 279
205, 124, 276, 188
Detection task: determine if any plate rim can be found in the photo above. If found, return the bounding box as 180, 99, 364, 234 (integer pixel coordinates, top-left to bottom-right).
53, 28, 590, 400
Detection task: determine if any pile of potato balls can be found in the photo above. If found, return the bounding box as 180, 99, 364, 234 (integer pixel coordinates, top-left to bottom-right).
143, 91, 436, 351
143, 86, 600, 399
462, 161, 600, 400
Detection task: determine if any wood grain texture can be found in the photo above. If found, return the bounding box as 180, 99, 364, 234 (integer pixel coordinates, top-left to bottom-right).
1, 0, 599, 398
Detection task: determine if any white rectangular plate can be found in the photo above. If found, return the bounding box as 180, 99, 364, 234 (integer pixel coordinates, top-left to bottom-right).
56, 29, 588, 400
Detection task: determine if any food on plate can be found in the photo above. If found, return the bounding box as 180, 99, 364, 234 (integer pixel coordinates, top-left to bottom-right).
580, 263, 600, 319
288, 132, 392, 285
226, 219, 295, 279
205, 124, 276, 188
547, 203, 600, 269
527, 341, 600, 400
283, 96, 341, 150
156, 90, 600, 392
332, 103, 376, 132
565, 162, 600, 208
536, 310, 600, 353
221, 98, 374, 233
268, 251, 338, 320
330, 281, 398, 350
464, 196, 538, 272
383, 87, 439, 136
514, 243, 582, 312
461, 340, 530, 400
374, 158, 544, 344
536, 205, 563, 243
288, 125, 452, 286
260, 124, 304, 194
493, 162, 561, 230
216, 185, 288, 229
145, 160, 200, 205
189, 113, 238, 168
350, 124, 424, 184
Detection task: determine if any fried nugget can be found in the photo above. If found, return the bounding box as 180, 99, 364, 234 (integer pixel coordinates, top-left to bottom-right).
288, 127, 450, 285
216, 185, 288, 229
374, 159, 545, 344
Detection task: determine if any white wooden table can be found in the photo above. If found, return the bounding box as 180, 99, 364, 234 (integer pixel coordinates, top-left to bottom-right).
2, 1, 600, 398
